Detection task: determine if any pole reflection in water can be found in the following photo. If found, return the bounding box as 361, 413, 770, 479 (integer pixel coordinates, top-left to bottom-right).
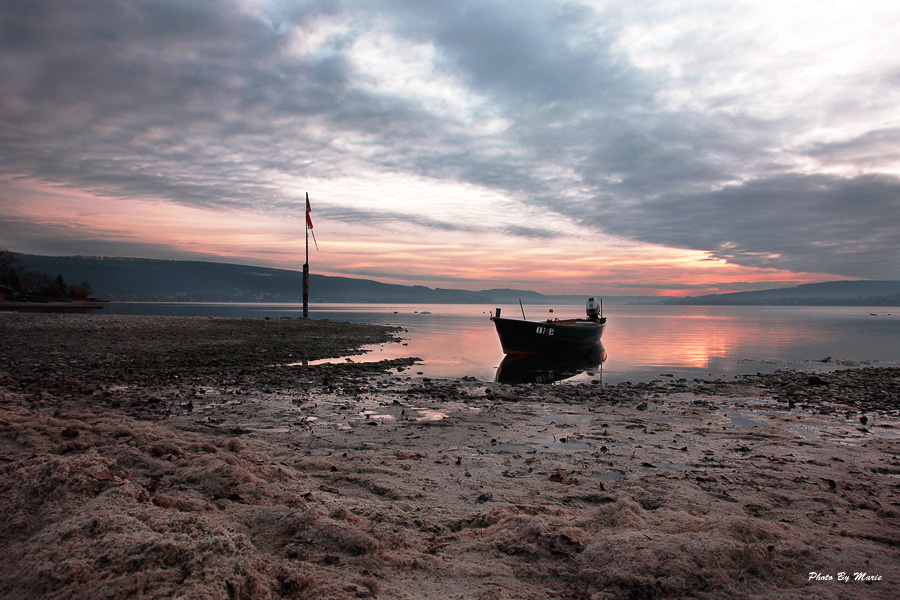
495, 343, 607, 385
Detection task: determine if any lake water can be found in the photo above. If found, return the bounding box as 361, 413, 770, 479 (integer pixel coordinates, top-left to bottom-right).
102, 302, 900, 384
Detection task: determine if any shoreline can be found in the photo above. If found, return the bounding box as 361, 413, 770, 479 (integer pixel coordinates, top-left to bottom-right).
1, 313, 899, 599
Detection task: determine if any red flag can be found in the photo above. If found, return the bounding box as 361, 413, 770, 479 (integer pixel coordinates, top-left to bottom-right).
306, 193, 318, 250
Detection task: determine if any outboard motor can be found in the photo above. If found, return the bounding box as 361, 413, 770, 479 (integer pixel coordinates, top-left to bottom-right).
586, 297, 601, 321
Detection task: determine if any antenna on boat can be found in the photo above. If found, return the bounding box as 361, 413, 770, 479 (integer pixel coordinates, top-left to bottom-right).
519, 299, 526, 320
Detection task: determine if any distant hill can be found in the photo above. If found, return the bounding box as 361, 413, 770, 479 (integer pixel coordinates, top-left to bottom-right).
13, 254, 467, 303
15, 253, 898, 306
13, 254, 641, 305
665, 280, 900, 306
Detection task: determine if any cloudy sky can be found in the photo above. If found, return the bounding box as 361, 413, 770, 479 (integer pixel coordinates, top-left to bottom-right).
2, 0, 899, 296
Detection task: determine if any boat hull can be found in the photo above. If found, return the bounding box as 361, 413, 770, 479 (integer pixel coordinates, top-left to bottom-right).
491, 316, 605, 355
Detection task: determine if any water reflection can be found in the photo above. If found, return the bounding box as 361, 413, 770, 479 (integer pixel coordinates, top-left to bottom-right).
103, 303, 900, 382
495, 343, 607, 384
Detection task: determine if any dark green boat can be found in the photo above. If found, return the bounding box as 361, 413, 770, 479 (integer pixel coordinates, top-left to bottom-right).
490, 298, 606, 355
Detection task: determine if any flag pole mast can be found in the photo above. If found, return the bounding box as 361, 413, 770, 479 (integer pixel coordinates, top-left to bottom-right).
303, 193, 310, 318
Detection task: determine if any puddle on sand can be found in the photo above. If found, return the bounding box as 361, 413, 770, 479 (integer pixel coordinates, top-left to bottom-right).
721, 412, 766, 427
535, 436, 591, 451
788, 425, 820, 441
358, 410, 395, 421
406, 402, 481, 422
414, 409, 448, 421
718, 407, 900, 443
484, 443, 532, 454
532, 413, 593, 426
788, 421, 900, 443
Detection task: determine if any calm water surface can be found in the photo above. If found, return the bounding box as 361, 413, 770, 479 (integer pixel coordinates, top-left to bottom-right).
104, 302, 900, 384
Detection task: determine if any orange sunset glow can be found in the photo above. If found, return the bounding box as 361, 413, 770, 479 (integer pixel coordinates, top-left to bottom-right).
1, 175, 851, 296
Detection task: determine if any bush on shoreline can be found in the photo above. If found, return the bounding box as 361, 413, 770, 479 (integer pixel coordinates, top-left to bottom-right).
0, 248, 93, 302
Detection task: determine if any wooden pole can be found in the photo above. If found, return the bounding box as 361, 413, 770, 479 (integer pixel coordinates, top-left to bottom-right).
302, 263, 309, 318
303, 215, 309, 318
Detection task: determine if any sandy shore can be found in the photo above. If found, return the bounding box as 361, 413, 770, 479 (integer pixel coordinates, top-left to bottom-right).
1, 312, 899, 599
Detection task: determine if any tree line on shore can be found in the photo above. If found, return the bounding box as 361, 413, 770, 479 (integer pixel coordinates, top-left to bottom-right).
0, 249, 94, 302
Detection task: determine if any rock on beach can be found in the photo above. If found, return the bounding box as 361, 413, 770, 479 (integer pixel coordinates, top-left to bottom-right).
1, 312, 899, 599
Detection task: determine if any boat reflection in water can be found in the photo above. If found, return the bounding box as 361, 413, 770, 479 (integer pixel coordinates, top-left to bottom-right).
495, 342, 607, 384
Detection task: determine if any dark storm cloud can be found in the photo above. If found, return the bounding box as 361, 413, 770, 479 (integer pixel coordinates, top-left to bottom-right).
585, 173, 900, 279
803, 127, 900, 168
387, 1, 900, 280
2, 0, 899, 280
0, 215, 205, 260
318, 204, 473, 233
380, 0, 641, 107
0, 0, 347, 207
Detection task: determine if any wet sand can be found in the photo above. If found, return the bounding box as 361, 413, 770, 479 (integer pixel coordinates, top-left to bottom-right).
1, 313, 899, 599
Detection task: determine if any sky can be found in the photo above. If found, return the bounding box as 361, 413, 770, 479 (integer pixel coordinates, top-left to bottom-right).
2, 0, 899, 297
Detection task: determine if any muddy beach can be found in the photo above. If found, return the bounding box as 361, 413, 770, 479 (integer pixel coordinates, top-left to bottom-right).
1, 313, 899, 599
